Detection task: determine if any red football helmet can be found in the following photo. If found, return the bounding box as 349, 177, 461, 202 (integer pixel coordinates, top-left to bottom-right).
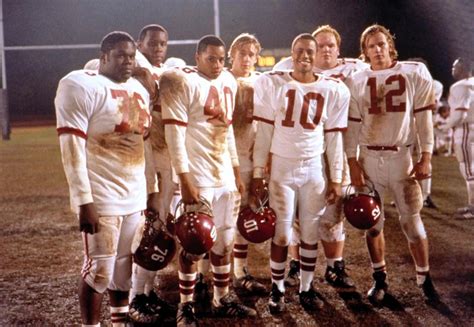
133, 210, 177, 271
237, 195, 276, 243
173, 199, 217, 255
343, 182, 382, 230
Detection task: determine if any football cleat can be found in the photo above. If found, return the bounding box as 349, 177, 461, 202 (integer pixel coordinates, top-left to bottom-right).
299, 284, 324, 310
212, 292, 257, 317
423, 195, 438, 209
284, 259, 300, 287
176, 301, 198, 327
233, 267, 267, 294
129, 293, 156, 324
193, 273, 211, 316
324, 260, 355, 288
367, 271, 388, 304
420, 273, 440, 301
343, 182, 382, 230
147, 289, 176, 322
268, 283, 285, 314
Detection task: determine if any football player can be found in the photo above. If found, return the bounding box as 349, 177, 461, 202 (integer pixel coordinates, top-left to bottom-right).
226, 33, 268, 295
127, 24, 179, 324
443, 57, 474, 219
55, 31, 157, 327
274, 25, 367, 289
161, 35, 256, 326
345, 24, 439, 304
252, 33, 349, 313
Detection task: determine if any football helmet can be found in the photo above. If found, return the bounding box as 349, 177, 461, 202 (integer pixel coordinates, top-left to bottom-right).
237, 194, 276, 243
343, 182, 382, 230
133, 210, 177, 271
173, 198, 217, 255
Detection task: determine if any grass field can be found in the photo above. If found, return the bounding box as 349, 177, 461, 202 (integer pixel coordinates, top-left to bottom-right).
0, 126, 473, 326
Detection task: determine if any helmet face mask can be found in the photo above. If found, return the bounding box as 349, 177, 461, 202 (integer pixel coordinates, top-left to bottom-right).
237, 195, 276, 243
173, 198, 217, 255
343, 182, 382, 230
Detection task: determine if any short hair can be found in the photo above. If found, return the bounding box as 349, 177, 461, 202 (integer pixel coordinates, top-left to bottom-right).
196, 35, 225, 54
311, 25, 341, 47
228, 33, 262, 62
455, 57, 473, 74
291, 33, 316, 51
100, 31, 135, 54
360, 24, 398, 63
138, 24, 168, 42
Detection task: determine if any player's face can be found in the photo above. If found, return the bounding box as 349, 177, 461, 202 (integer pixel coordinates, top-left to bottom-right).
138, 30, 168, 66
365, 32, 393, 70
292, 39, 316, 74
315, 32, 340, 69
452, 59, 463, 80
196, 45, 226, 79
100, 41, 136, 83
231, 43, 258, 77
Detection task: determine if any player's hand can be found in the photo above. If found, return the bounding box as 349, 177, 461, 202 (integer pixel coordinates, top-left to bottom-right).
348, 157, 366, 186
79, 203, 99, 234
178, 173, 200, 204
249, 178, 265, 210
326, 181, 342, 205
146, 192, 160, 217
410, 152, 431, 180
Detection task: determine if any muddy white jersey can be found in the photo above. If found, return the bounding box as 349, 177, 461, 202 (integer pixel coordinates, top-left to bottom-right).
160, 66, 238, 187
232, 71, 261, 173
55, 70, 151, 215
253, 71, 349, 181
273, 57, 369, 82
345, 61, 435, 157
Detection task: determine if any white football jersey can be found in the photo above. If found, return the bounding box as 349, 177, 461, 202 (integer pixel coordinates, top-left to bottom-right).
273, 57, 369, 82
55, 70, 151, 215
253, 71, 349, 181
448, 77, 474, 122
161, 66, 239, 187
345, 61, 435, 157
232, 71, 261, 173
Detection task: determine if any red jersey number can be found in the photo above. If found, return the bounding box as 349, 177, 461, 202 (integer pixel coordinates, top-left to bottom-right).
281, 90, 324, 130
111, 90, 149, 134
367, 75, 406, 114
204, 86, 233, 125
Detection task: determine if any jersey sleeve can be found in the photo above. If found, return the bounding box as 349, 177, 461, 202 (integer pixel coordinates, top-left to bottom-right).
344, 77, 362, 159
324, 81, 350, 183
446, 83, 469, 128
160, 69, 192, 175
413, 64, 435, 153
252, 74, 276, 177
54, 73, 95, 209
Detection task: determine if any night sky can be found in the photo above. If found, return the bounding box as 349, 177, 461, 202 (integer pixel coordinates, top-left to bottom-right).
3, 0, 473, 121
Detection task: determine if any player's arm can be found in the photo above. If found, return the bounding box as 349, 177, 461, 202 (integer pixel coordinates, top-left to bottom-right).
412, 66, 436, 180
55, 75, 98, 233
444, 85, 469, 130
227, 123, 244, 194
251, 75, 275, 200
160, 69, 199, 204
344, 78, 365, 186
324, 83, 349, 203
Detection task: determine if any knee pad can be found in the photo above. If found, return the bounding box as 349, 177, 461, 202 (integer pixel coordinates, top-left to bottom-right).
273, 233, 290, 247
82, 256, 115, 293
400, 214, 427, 242
212, 227, 235, 257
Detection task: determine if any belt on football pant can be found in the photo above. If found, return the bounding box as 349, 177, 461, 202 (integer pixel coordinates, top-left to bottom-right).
365, 145, 411, 151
